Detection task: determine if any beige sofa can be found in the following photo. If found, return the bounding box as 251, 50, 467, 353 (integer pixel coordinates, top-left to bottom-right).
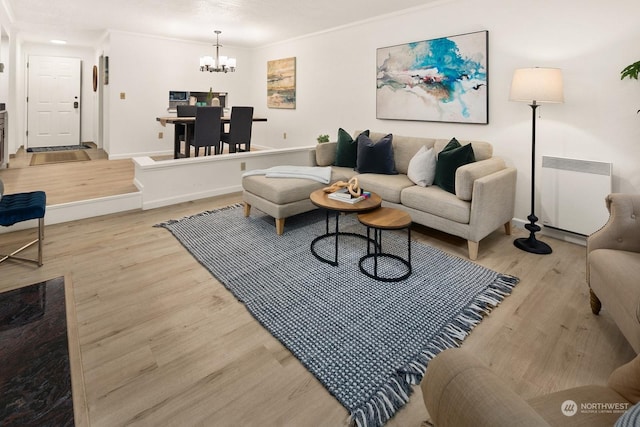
242, 131, 517, 260
421, 347, 640, 427
587, 193, 640, 353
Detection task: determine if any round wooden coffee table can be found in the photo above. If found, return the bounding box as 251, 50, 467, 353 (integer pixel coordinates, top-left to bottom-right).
357, 207, 412, 282
309, 189, 382, 266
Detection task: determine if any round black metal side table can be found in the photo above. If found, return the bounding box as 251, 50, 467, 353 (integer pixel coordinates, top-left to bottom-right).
309, 189, 381, 266
358, 207, 412, 282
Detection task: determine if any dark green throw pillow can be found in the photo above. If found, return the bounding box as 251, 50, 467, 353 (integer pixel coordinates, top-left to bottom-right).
434, 138, 476, 194
335, 128, 369, 168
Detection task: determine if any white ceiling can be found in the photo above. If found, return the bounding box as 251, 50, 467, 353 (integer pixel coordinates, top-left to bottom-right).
5, 0, 440, 48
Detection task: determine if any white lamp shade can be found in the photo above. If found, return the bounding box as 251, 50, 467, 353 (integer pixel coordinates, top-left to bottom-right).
200, 56, 214, 67
227, 57, 236, 68
509, 67, 564, 104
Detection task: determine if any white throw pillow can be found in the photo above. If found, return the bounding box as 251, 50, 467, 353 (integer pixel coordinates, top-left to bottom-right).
407, 146, 436, 187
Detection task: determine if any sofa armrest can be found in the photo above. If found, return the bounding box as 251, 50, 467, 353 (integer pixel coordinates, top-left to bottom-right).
466, 167, 517, 243
608, 354, 640, 404
422, 348, 550, 427
455, 157, 507, 201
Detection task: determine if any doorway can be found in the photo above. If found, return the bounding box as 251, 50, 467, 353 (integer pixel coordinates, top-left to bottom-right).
26, 55, 81, 148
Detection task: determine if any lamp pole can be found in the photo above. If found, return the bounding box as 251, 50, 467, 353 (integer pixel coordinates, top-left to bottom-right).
514, 100, 552, 254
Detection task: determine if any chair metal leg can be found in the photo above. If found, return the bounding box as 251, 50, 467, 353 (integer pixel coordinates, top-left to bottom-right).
0, 217, 44, 266
38, 216, 44, 266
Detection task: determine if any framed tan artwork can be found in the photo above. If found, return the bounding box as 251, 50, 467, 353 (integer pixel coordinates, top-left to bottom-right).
267, 57, 296, 109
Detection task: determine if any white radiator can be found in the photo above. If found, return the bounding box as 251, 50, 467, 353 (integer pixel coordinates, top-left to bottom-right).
541, 156, 612, 236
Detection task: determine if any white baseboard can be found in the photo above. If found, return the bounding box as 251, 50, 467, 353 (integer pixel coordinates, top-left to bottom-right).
512, 218, 587, 247
141, 185, 242, 210
0, 192, 142, 234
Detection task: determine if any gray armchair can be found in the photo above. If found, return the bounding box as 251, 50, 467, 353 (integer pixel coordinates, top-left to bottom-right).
587, 193, 640, 353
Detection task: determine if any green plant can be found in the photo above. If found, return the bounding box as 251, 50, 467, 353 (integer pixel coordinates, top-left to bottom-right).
621, 61, 640, 80
317, 134, 330, 143
621, 61, 640, 114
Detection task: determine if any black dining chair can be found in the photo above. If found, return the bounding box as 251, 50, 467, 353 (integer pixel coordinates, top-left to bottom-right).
176, 105, 197, 153
221, 106, 254, 153
189, 106, 222, 156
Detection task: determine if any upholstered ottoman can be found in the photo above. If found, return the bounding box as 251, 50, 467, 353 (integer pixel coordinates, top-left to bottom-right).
242, 175, 325, 235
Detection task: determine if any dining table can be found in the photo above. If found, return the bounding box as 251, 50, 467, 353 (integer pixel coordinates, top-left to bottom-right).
157, 115, 268, 159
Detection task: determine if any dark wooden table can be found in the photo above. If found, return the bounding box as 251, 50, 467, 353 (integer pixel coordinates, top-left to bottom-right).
156, 116, 268, 159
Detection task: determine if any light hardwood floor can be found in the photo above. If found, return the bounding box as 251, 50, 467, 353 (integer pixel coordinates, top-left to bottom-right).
0, 161, 634, 426
2, 146, 138, 204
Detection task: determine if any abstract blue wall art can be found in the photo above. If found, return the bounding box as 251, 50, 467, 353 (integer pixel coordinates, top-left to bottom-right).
377, 30, 488, 124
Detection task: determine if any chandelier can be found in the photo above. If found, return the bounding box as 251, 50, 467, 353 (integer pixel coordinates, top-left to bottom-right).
199, 30, 236, 73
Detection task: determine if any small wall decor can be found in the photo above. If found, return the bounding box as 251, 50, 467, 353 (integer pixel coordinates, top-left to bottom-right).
267, 57, 296, 109
376, 30, 488, 124
92, 65, 98, 92
103, 56, 109, 85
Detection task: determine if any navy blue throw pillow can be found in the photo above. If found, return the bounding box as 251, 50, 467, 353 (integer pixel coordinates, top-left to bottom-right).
355, 133, 398, 175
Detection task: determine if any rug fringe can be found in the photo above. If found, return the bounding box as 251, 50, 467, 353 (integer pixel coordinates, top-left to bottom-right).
349, 273, 519, 427
154, 203, 243, 227
350, 376, 413, 427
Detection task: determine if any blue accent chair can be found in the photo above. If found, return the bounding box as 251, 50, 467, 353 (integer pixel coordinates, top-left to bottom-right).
0, 179, 46, 266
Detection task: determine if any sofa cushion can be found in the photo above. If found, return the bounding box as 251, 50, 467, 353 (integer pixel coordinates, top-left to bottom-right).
434, 138, 476, 194
331, 166, 359, 182
315, 141, 337, 166
243, 174, 326, 205
401, 185, 471, 224
455, 157, 506, 201
356, 133, 398, 175
335, 128, 369, 168
407, 145, 436, 187
362, 131, 434, 175
356, 173, 414, 204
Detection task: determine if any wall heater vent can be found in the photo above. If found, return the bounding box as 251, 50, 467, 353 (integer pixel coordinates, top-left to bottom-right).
541, 156, 612, 236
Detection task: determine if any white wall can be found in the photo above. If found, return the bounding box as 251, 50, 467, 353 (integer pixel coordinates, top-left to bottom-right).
105, 31, 258, 158
249, 0, 640, 223
1, 0, 638, 226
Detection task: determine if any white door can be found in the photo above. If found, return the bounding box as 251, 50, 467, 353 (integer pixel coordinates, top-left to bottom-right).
27, 56, 81, 148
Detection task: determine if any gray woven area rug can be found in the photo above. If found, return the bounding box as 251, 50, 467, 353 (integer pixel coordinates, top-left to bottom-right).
156, 204, 519, 427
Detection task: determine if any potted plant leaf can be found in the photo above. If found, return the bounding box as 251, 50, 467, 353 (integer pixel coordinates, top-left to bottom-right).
317, 134, 330, 143
621, 61, 640, 113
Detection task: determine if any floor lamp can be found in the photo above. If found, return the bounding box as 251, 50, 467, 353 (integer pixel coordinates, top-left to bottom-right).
509, 67, 564, 254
